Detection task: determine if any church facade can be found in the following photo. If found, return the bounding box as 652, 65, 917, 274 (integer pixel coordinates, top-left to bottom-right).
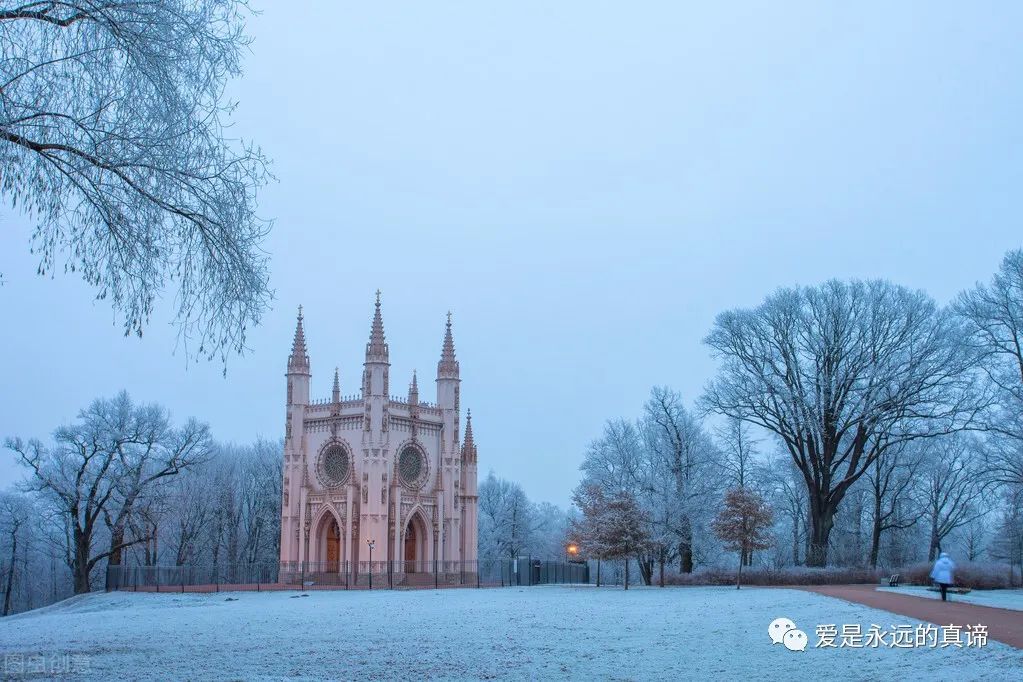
279, 294, 479, 569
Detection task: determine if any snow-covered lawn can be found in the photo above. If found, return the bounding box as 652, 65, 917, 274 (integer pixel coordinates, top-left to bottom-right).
879, 586, 1023, 612
1, 586, 1021, 680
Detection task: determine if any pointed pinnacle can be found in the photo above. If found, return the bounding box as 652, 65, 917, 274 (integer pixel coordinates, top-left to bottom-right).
366, 291, 388, 361
462, 409, 477, 462
438, 311, 459, 378
288, 305, 309, 372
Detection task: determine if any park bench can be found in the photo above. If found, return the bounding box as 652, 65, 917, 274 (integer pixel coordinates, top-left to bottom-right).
888, 574, 900, 587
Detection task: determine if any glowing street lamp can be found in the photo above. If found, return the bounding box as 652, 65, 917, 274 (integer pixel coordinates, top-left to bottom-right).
567, 543, 579, 560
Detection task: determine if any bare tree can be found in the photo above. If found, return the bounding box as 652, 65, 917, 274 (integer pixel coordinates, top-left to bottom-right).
6, 392, 209, 593
580, 419, 644, 495
768, 456, 808, 566
0, 492, 30, 615
716, 417, 759, 490
477, 472, 548, 561
0, 1, 272, 363
958, 517, 988, 562
104, 408, 213, 567
642, 388, 719, 576
703, 279, 983, 566
865, 442, 922, 568
990, 487, 1023, 585
956, 248, 1023, 486
921, 434, 989, 561
715, 417, 762, 566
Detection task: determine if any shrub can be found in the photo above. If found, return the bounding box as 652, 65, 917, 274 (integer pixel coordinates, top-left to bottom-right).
662, 566, 883, 586
896, 561, 1015, 590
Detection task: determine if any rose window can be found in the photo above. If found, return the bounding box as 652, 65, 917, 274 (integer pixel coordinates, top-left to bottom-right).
399, 446, 425, 487
320, 445, 349, 486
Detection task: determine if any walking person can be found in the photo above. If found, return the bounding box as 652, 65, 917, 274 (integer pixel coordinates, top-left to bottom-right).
930, 552, 956, 601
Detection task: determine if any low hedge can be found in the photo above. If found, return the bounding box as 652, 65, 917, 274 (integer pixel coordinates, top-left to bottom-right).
895, 561, 1015, 590
662, 566, 883, 586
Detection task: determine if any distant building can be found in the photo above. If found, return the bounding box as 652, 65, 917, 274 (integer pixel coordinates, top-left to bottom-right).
279, 293, 479, 569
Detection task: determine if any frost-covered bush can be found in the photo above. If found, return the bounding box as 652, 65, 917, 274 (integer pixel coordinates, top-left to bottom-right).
897, 561, 1015, 589
664, 566, 883, 586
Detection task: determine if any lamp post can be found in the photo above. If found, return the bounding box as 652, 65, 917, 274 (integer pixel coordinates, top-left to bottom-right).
566, 544, 579, 583
367, 539, 375, 590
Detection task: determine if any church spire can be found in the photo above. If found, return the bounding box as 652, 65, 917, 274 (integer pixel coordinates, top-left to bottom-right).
408, 369, 419, 405
365, 290, 388, 362
288, 305, 309, 373
332, 366, 340, 403
437, 311, 459, 379
462, 409, 477, 463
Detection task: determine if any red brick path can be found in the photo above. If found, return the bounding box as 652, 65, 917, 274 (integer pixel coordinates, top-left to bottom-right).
797, 584, 1023, 649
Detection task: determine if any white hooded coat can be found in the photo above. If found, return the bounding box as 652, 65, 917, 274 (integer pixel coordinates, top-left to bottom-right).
930, 553, 956, 585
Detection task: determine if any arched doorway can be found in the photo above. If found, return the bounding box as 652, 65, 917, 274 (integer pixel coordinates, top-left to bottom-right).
404, 522, 417, 571
403, 513, 429, 573
326, 519, 341, 572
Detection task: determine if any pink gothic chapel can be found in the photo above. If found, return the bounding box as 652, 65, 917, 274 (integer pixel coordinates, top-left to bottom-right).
279, 294, 479, 569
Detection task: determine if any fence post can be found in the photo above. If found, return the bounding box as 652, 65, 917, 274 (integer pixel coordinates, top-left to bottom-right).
434, 558, 438, 590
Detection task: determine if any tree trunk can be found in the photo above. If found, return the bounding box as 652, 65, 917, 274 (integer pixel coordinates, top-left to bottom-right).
792, 517, 800, 566
623, 559, 629, 590
638, 556, 653, 586
869, 500, 882, 568
73, 536, 92, 595
806, 502, 835, 567
108, 525, 126, 568
658, 557, 665, 588
596, 559, 601, 588
3, 528, 17, 616
679, 538, 693, 573
736, 553, 742, 589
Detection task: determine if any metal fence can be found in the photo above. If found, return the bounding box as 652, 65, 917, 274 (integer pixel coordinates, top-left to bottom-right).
105, 558, 589, 593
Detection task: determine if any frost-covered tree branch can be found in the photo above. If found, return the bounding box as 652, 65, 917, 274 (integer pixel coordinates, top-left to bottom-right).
957, 248, 1023, 486
0, 1, 272, 365
701, 279, 986, 566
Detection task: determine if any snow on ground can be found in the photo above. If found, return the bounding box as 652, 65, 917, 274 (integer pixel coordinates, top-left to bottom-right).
878, 586, 1023, 612
1, 586, 1021, 681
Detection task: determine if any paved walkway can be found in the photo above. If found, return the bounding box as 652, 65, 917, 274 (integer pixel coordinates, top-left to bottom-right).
798, 584, 1023, 649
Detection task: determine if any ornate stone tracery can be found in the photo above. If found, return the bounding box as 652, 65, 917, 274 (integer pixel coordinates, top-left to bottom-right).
315, 440, 352, 489
279, 298, 478, 568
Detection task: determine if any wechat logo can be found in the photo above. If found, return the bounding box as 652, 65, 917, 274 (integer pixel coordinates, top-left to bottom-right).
769, 617, 808, 652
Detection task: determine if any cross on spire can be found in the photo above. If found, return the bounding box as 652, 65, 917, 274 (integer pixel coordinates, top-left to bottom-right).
437, 311, 459, 379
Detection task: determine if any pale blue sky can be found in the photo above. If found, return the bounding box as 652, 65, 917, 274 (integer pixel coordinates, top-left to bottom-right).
1, 2, 1021, 505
